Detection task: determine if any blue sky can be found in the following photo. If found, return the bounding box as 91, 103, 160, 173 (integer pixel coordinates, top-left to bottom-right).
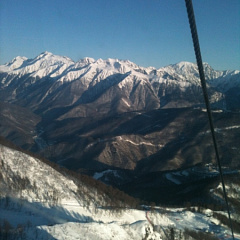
0, 0, 239, 70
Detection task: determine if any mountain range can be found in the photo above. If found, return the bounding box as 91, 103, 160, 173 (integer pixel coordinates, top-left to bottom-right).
0, 52, 240, 202
1, 52, 239, 113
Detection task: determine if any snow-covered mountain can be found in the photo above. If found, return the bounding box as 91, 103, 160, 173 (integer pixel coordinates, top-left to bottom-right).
154, 61, 240, 93
0, 52, 239, 114
0, 52, 240, 173
1, 52, 238, 87
1, 53, 240, 239
0, 51, 152, 87
1, 52, 74, 79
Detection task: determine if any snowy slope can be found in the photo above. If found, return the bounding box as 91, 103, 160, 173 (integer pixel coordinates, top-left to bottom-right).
0, 143, 163, 239
151, 61, 239, 89
1, 143, 239, 240
1, 52, 74, 79
0, 52, 239, 115
0, 144, 78, 203
1, 52, 239, 89
0, 52, 147, 86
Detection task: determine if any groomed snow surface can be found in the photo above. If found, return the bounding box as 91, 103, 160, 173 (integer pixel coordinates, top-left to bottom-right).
2, 202, 240, 240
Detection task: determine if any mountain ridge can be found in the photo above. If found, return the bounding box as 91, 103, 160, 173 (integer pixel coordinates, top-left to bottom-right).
1, 52, 239, 85
1, 52, 239, 92
1, 52, 239, 115
0, 52, 240, 174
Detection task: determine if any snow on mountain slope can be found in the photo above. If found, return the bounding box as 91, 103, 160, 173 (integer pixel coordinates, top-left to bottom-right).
152, 61, 240, 89
1, 52, 239, 89
0, 52, 239, 112
1, 142, 239, 239
0, 143, 164, 239
0, 51, 74, 79
6, 56, 28, 70
209, 70, 240, 92
0, 144, 78, 203
0, 52, 148, 86
56, 57, 150, 87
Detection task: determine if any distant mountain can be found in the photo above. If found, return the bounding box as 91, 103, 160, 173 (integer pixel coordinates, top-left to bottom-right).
0, 52, 239, 174
1, 52, 239, 116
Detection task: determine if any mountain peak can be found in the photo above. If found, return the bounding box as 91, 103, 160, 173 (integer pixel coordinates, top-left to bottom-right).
1, 52, 239, 88
173, 61, 197, 70
41, 51, 53, 55
35, 51, 54, 59
6, 56, 28, 70
82, 57, 95, 63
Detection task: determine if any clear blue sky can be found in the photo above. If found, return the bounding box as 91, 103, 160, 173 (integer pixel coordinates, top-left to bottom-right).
0, 0, 239, 70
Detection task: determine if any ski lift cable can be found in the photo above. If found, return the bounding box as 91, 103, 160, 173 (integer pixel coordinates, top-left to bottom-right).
184, 0, 235, 239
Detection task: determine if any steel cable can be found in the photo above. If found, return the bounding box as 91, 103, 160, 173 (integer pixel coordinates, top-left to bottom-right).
184, 0, 235, 239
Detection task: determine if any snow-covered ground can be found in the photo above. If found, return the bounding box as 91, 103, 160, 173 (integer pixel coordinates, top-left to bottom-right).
2, 200, 240, 240
149, 208, 240, 240
0, 144, 161, 239
1, 199, 162, 240
1, 143, 240, 239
